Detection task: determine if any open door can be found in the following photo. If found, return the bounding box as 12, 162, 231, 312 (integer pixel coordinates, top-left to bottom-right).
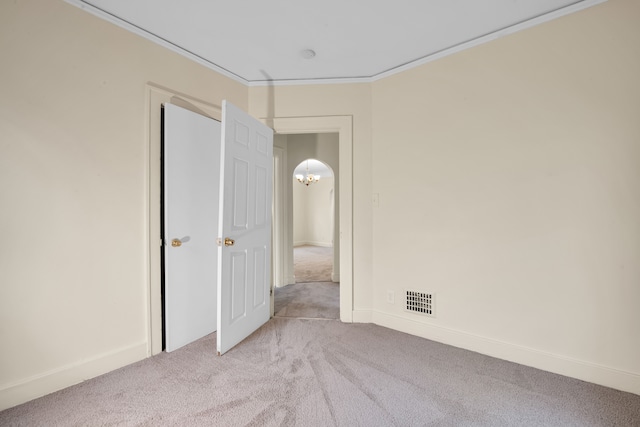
217, 100, 273, 355
163, 103, 220, 352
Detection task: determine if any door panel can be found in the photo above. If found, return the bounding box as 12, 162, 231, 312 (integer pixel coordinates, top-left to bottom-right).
253, 247, 267, 307
231, 158, 249, 230
163, 103, 220, 352
230, 251, 247, 323
217, 100, 273, 355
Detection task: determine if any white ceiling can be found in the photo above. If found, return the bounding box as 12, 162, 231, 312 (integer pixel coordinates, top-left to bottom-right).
294, 159, 332, 178
70, 0, 603, 85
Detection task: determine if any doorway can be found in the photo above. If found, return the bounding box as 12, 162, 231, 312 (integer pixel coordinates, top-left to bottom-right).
147, 95, 355, 355
270, 116, 353, 324
293, 158, 336, 283
274, 157, 339, 319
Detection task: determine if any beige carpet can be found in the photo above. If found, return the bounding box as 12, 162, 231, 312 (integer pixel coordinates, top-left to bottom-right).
274, 282, 339, 320
277, 245, 339, 319
294, 245, 333, 283
2, 318, 639, 426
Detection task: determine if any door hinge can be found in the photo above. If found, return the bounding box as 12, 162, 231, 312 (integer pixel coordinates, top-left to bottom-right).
270, 288, 273, 296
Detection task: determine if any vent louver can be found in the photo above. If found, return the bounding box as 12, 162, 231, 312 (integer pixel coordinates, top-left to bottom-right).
405, 290, 435, 317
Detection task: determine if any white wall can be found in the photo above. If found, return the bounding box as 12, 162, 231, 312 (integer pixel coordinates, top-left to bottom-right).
370, 0, 640, 395
0, 0, 248, 410
293, 175, 335, 247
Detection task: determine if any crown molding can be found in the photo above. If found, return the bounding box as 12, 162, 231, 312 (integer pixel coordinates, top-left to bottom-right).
66, 0, 607, 87
64, 0, 250, 86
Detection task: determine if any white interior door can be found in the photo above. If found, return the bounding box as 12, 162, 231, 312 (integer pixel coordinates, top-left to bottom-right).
163, 103, 220, 352
217, 100, 273, 355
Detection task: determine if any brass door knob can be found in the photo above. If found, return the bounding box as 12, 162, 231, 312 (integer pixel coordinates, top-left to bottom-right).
224, 237, 235, 247
171, 238, 182, 247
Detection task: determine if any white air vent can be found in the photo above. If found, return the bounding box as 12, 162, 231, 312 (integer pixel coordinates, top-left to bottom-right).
405, 290, 435, 317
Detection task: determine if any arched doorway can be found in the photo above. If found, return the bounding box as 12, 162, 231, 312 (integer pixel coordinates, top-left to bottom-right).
292, 158, 336, 283
273, 149, 341, 319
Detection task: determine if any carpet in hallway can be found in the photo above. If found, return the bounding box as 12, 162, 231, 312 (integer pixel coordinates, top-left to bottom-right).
274, 281, 339, 319
294, 245, 333, 283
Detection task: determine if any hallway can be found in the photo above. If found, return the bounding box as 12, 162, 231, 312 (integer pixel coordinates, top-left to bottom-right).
274, 245, 339, 319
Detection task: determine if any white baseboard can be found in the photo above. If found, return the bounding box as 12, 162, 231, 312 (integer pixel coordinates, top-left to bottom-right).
352, 310, 372, 323
275, 282, 295, 288
0, 342, 148, 411
294, 241, 332, 247
371, 311, 640, 396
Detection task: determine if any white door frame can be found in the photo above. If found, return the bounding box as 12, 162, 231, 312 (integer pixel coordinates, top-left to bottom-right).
270, 116, 353, 323
272, 146, 286, 289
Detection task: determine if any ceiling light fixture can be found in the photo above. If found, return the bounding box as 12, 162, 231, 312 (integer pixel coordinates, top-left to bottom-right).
300, 49, 316, 59
296, 160, 320, 186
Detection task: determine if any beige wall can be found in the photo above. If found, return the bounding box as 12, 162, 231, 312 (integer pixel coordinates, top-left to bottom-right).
293, 176, 335, 247
371, 0, 640, 393
0, 0, 247, 409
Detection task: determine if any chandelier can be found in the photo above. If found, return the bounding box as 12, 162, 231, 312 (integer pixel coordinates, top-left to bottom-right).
296, 160, 320, 186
